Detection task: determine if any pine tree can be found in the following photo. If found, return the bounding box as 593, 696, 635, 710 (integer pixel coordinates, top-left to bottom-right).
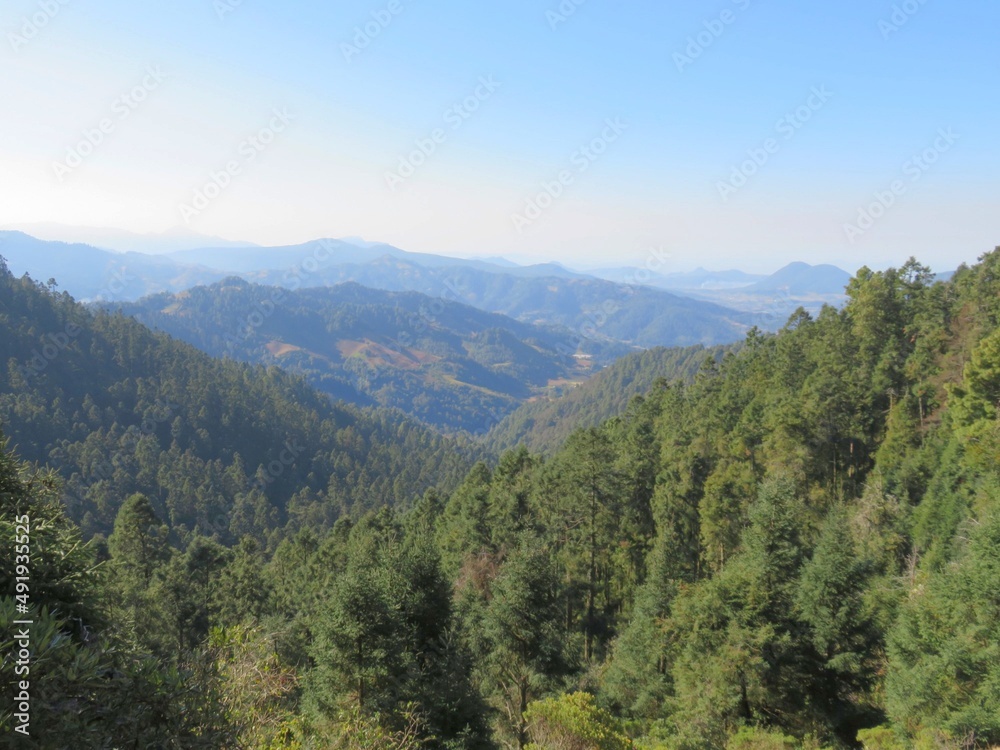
108, 492, 170, 589
470, 540, 568, 749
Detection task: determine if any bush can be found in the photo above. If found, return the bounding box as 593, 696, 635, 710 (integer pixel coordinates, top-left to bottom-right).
726, 727, 799, 750
525, 692, 633, 750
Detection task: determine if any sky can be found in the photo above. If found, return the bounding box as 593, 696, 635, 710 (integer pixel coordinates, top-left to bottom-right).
1, 0, 998, 274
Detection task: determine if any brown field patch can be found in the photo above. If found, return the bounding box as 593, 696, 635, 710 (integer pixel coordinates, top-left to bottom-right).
266, 341, 303, 357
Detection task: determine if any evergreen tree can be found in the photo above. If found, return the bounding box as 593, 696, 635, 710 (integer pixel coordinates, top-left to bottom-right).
108, 492, 169, 590
468, 540, 568, 749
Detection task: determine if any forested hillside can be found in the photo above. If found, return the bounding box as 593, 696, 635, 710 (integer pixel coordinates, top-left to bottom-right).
112, 278, 629, 434
485, 344, 729, 454
0, 260, 474, 544
245, 252, 755, 347
2, 234, 759, 350
3, 250, 1000, 748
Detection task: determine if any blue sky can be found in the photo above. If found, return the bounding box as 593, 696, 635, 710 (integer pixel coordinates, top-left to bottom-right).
1, 0, 997, 273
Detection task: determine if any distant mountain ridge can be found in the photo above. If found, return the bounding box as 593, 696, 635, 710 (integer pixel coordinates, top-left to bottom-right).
588, 266, 766, 290
245, 253, 756, 348
0, 231, 226, 300
1, 232, 867, 356
168, 239, 587, 279
0, 223, 258, 254
3, 233, 757, 350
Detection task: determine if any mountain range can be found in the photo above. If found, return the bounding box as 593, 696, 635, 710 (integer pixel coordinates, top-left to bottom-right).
0, 258, 475, 539
0, 229, 864, 431
0, 222, 259, 254
112, 278, 631, 433
1, 232, 760, 350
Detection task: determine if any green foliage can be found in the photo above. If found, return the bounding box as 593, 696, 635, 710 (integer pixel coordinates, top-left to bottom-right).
600, 532, 678, 721
856, 726, 906, 750
725, 727, 799, 750
486, 345, 726, 455
886, 513, 1000, 743
0, 261, 474, 541
306, 511, 490, 749
524, 692, 633, 750
208, 624, 300, 749
115, 279, 625, 434
464, 540, 569, 748
308, 703, 433, 750
108, 492, 169, 589
5, 248, 1000, 748
0, 438, 236, 746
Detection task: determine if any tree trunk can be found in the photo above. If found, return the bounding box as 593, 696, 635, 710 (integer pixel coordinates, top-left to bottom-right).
586, 488, 597, 662
517, 679, 529, 749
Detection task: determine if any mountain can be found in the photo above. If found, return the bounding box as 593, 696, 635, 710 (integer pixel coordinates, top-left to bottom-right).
0, 231, 227, 300
7, 249, 1000, 749
743, 261, 852, 295
660, 261, 852, 324
112, 279, 630, 433
7, 234, 756, 349
0, 223, 258, 254
167, 239, 585, 279
0, 259, 474, 540
245, 251, 755, 347
484, 344, 730, 454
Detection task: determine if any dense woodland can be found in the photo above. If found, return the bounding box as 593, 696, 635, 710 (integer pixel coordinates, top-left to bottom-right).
112, 279, 630, 434
485, 345, 729, 455
2, 249, 1000, 748
0, 262, 476, 542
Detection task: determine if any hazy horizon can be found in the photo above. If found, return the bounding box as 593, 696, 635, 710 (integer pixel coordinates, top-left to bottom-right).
3, 1, 998, 274
2, 221, 966, 278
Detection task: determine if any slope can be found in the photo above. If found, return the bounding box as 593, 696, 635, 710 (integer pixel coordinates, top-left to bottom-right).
112, 279, 631, 433
247, 253, 754, 347
484, 344, 729, 454
0, 260, 474, 543
2, 234, 755, 349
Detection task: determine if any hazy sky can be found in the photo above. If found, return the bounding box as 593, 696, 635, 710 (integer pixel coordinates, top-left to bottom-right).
2, 0, 997, 273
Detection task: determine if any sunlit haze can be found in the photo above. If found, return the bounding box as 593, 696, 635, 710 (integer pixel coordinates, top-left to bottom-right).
2, 0, 998, 273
